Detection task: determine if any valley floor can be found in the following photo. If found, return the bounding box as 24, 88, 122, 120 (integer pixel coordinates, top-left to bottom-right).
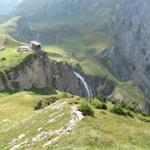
0, 91, 150, 150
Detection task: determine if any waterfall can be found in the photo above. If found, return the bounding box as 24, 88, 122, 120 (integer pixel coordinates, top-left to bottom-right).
73, 71, 93, 99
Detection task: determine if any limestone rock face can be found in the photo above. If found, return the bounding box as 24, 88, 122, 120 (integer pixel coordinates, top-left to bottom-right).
97, 0, 150, 113
52, 62, 85, 96
0, 52, 53, 90
0, 52, 114, 98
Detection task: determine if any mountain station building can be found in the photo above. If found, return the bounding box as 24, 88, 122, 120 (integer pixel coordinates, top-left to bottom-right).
18, 41, 42, 52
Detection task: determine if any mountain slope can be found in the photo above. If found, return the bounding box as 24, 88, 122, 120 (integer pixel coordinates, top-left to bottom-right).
0, 91, 150, 150
0, 1, 150, 149
0, 0, 145, 112
97, 0, 150, 114
10, 0, 119, 42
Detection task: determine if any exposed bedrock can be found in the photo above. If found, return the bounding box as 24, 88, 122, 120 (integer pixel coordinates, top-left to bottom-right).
97, 0, 150, 114
0, 52, 115, 98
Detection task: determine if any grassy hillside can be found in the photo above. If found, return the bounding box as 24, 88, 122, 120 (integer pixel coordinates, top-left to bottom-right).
0, 33, 31, 72
0, 16, 20, 33
111, 81, 144, 106
0, 25, 143, 107
0, 15, 145, 111
0, 90, 149, 150
0, 1, 149, 149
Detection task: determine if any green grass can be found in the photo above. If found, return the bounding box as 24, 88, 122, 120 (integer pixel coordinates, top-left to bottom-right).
0, 91, 149, 150
0, 90, 71, 149
0, 16, 20, 33
48, 109, 150, 150
0, 11, 149, 149
0, 32, 31, 72
0, 47, 31, 71
0, 18, 148, 149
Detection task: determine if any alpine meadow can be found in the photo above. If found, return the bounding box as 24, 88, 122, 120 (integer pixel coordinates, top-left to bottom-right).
0, 0, 150, 150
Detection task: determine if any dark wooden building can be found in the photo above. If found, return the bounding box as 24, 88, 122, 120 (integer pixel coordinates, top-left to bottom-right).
30, 41, 42, 52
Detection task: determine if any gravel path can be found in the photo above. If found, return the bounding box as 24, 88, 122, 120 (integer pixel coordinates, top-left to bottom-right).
9, 100, 84, 149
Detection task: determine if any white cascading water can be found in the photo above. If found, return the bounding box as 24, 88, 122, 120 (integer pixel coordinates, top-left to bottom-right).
73, 71, 93, 99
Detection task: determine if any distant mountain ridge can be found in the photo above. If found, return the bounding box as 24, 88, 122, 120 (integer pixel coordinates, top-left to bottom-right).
6, 0, 119, 44
97, 0, 150, 114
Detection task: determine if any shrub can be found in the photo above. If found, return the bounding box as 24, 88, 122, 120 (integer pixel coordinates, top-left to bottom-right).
111, 100, 126, 108
92, 100, 107, 110
126, 111, 134, 118
61, 93, 70, 98
91, 100, 101, 107
111, 100, 118, 105
78, 102, 94, 117
48, 96, 58, 102
120, 101, 127, 108
141, 112, 148, 117
34, 101, 43, 110
125, 103, 142, 114
97, 95, 107, 103
126, 105, 137, 113
0, 57, 6, 61
97, 103, 107, 110
111, 105, 126, 116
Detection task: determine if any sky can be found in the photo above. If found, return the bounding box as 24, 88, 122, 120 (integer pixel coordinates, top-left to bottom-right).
0, 0, 19, 15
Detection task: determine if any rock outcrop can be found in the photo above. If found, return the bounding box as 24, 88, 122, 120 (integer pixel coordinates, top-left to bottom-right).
97, 0, 150, 113
0, 52, 114, 98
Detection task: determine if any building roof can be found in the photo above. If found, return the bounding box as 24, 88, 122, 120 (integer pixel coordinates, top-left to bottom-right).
19, 46, 30, 49
30, 41, 41, 46
18, 46, 31, 51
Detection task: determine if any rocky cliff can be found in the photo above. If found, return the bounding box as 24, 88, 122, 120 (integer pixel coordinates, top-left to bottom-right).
97, 0, 150, 113
0, 52, 53, 90
0, 52, 114, 98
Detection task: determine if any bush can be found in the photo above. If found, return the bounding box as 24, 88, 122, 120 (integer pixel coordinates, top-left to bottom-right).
97, 103, 107, 110
111, 100, 126, 108
93, 101, 107, 110
97, 95, 107, 103
34, 101, 43, 110
111, 105, 126, 116
126, 103, 143, 114
46, 96, 58, 103
141, 112, 148, 117
0, 57, 6, 61
126, 111, 134, 118
91, 100, 100, 107
111, 100, 118, 105
78, 102, 94, 117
